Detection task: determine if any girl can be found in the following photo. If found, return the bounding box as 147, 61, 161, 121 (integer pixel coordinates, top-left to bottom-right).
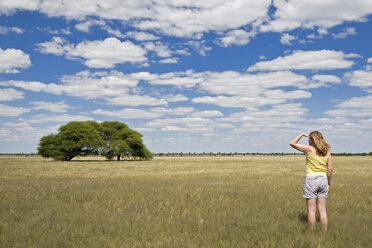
290, 131, 333, 231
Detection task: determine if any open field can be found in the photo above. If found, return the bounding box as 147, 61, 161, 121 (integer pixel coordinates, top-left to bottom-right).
0, 155, 371, 247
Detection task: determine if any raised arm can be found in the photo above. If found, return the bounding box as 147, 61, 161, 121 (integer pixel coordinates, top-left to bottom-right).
289, 133, 312, 154
327, 153, 333, 185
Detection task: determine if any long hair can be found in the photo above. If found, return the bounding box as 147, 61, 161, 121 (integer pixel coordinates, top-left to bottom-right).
309, 131, 331, 156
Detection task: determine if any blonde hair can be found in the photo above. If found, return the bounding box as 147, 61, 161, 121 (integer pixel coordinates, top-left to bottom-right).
309, 131, 331, 156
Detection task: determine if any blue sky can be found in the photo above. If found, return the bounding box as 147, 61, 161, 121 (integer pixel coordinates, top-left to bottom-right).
0, 0, 372, 153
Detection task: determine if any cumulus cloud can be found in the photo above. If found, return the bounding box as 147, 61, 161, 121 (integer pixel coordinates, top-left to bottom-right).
0, 71, 167, 107
0, 48, 31, 73
148, 70, 206, 88
325, 95, 372, 117
21, 114, 92, 124
159, 58, 178, 64
346, 70, 372, 92
68, 37, 147, 68
217, 29, 255, 47
0, 88, 24, 101
146, 117, 214, 133
75, 19, 106, 32
29, 101, 70, 113
0, 80, 57, 93
127, 31, 159, 41
0, 25, 23, 34
37, 37, 147, 68
261, 0, 372, 32
280, 33, 296, 45
143, 41, 172, 58
297, 74, 342, 89
1, 0, 272, 38
192, 93, 310, 108
0, 103, 30, 116
93, 108, 165, 119
0, 0, 39, 14
332, 27, 356, 39
248, 50, 356, 71
163, 94, 188, 102
191, 110, 223, 118
199, 70, 307, 96
106, 95, 167, 107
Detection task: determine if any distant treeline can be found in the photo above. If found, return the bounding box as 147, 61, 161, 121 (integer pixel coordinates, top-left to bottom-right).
1, 152, 371, 157
154, 152, 372, 157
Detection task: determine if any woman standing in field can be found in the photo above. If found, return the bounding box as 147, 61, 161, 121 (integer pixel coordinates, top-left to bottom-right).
290, 131, 333, 232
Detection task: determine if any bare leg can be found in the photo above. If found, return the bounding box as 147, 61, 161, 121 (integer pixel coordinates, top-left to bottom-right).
317, 198, 328, 232
306, 199, 317, 230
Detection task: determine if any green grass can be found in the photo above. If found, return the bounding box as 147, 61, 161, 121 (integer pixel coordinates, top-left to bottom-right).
0, 155, 371, 247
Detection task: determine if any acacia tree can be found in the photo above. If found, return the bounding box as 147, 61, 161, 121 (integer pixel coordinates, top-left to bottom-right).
38, 120, 153, 161
38, 121, 105, 161
100, 121, 153, 161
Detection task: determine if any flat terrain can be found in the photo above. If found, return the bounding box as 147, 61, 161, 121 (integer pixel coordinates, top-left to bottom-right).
0, 155, 371, 247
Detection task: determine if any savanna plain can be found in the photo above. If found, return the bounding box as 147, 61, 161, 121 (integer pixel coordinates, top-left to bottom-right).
0, 155, 371, 247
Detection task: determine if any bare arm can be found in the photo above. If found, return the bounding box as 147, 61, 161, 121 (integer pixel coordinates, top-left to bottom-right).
327, 153, 333, 185
289, 133, 312, 154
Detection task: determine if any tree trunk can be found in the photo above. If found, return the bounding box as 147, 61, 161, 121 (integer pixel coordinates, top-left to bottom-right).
117, 155, 121, 161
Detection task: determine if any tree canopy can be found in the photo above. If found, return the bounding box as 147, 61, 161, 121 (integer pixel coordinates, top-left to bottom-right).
38, 121, 153, 161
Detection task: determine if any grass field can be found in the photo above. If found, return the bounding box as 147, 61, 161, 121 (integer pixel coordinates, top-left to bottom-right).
0, 155, 371, 247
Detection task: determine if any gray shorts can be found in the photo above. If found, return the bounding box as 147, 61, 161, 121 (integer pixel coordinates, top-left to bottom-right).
303, 175, 329, 199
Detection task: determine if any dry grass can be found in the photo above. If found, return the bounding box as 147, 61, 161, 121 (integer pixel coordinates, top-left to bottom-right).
0, 155, 371, 247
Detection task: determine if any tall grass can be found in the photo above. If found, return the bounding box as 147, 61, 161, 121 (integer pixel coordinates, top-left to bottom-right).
0, 155, 371, 247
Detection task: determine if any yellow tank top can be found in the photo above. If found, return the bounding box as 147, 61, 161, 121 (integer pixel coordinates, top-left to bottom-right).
306, 155, 328, 175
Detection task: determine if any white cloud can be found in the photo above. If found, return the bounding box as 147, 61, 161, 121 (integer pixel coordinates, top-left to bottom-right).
36, 36, 72, 56
0, 48, 31, 73
217, 29, 255, 47
220, 103, 308, 134
100, 26, 126, 38
261, 0, 372, 32
199, 71, 307, 96
248, 50, 356, 71
22, 114, 92, 124
332, 27, 356, 39
312, 74, 342, 83
0, 88, 24, 101
163, 94, 188, 102
106, 95, 167, 107
149, 70, 206, 88
0, 80, 56, 93
70, 38, 148, 68
191, 110, 223, 118
75, 19, 106, 32
325, 95, 372, 117
368, 57, 372, 63
346, 70, 372, 92
37, 37, 147, 68
134, 0, 271, 38
29, 101, 70, 113
280, 33, 296, 45
297, 74, 342, 89
0, 0, 39, 14
0, 103, 30, 116
159, 58, 178, 64
0, 25, 23, 34
192, 93, 309, 108
259, 55, 267, 60
143, 41, 172, 58
93, 108, 165, 119
185, 40, 212, 56
146, 117, 214, 133
2, 0, 272, 38
127, 31, 159, 41
0, 121, 58, 143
